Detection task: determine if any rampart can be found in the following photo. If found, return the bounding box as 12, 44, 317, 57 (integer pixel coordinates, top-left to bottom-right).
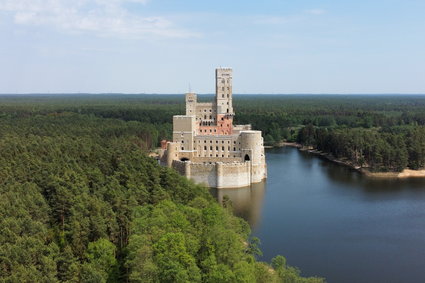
171, 160, 263, 188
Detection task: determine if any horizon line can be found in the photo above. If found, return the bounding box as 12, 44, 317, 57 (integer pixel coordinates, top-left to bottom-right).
1, 93, 425, 96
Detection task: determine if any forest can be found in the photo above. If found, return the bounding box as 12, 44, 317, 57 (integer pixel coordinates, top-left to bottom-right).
2, 93, 425, 282
3, 93, 422, 172
0, 94, 325, 282
234, 95, 425, 172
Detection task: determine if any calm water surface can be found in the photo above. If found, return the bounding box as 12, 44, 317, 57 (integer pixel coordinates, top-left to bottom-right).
212, 147, 425, 283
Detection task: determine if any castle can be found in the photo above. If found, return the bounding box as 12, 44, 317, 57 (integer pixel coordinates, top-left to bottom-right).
160, 68, 267, 188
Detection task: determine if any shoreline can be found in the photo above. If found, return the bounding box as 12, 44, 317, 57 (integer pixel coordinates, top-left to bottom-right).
276, 142, 425, 179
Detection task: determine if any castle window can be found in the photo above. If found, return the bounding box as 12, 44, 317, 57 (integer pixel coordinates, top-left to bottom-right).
222, 154, 224, 157
181, 147, 184, 150
210, 141, 212, 143
222, 94, 224, 98
234, 141, 236, 144
209, 115, 212, 119
210, 146, 212, 150
204, 140, 206, 143
210, 129, 212, 132
204, 146, 207, 150
222, 146, 224, 150
222, 141, 224, 143
181, 140, 184, 143
214, 129, 216, 132
227, 94, 229, 98
209, 109, 212, 112
228, 146, 230, 150
216, 154, 218, 157
233, 147, 236, 151
216, 146, 218, 150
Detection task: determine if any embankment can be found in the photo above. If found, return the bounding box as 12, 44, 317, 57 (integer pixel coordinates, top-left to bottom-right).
278, 142, 425, 179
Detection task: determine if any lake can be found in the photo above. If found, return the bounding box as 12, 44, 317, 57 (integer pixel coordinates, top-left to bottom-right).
212, 146, 425, 283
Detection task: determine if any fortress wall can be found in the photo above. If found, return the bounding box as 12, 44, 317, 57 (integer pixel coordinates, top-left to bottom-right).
251, 163, 267, 183
171, 159, 267, 188
189, 162, 252, 188
216, 162, 251, 188
188, 162, 218, 188
190, 157, 241, 163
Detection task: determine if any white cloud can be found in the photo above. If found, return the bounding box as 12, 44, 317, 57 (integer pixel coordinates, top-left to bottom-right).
0, 0, 199, 39
305, 9, 326, 15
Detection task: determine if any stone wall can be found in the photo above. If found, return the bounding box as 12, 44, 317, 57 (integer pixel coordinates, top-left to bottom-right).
171, 160, 266, 188
189, 162, 218, 188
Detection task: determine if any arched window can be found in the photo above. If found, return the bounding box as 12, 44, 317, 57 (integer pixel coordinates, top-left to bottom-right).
244, 154, 250, 161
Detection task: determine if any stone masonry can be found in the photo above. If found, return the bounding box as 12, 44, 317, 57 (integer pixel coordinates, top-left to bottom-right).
160, 68, 267, 188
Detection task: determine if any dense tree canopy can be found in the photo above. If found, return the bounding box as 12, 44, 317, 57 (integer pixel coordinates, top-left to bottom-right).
0, 95, 325, 282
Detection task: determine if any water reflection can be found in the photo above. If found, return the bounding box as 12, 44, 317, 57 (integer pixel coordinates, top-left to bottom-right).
210, 181, 266, 227
255, 147, 425, 283
315, 154, 425, 193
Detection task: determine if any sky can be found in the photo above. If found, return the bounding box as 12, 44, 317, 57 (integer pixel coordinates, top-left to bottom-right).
0, 0, 424, 94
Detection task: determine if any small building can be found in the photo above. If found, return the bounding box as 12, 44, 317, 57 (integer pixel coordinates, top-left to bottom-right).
160, 68, 267, 188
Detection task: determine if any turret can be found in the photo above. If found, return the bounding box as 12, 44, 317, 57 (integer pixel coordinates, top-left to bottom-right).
240, 131, 263, 164
185, 93, 197, 115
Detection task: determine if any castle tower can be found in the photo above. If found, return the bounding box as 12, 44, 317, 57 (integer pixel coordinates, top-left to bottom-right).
161, 67, 267, 188
215, 68, 234, 115
185, 92, 197, 115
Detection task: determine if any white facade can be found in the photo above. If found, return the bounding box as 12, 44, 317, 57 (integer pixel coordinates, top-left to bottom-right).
161, 68, 267, 188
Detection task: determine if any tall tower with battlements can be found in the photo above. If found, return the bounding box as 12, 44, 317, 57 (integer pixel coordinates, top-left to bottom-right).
160, 67, 267, 188
215, 68, 234, 115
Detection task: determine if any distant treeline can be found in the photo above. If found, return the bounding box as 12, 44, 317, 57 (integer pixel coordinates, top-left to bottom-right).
2, 94, 425, 172
297, 125, 425, 172
0, 97, 324, 282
